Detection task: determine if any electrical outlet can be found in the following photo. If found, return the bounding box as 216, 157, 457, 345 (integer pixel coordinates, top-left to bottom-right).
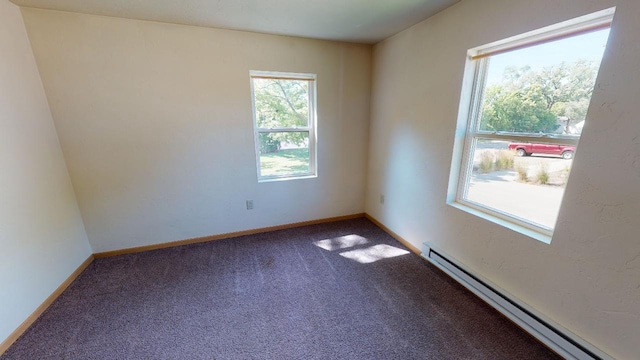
246, 200, 254, 210
380, 195, 385, 205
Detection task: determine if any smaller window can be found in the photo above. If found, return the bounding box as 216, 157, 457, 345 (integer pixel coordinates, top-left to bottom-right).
250, 71, 317, 181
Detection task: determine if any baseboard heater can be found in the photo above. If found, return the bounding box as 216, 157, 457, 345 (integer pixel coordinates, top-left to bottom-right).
421, 242, 611, 360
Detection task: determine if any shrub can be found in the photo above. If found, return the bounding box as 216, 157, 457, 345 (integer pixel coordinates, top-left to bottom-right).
537, 163, 549, 184
516, 165, 528, 182
558, 165, 572, 186
479, 151, 494, 173
260, 136, 281, 153
495, 150, 515, 170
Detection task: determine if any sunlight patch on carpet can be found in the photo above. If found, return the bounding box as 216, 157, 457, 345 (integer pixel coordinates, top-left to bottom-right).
339, 244, 410, 264
313, 234, 369, 251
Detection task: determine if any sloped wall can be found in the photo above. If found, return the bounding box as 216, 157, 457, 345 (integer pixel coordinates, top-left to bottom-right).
0, 1, 92, 347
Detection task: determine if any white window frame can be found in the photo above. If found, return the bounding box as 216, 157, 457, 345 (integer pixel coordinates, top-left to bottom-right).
250, 70, 318, 182
447, 8, 615, 243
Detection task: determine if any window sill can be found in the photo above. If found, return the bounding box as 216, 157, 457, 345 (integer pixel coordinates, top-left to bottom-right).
448, 201, 552, 244
258, 174, 317, 183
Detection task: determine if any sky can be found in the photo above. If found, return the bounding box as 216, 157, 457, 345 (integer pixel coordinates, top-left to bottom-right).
485, 28, 611, 86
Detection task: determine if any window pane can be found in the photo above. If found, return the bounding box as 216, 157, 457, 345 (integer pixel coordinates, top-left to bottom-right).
253, 78, 309, 128
455, 24, 612, 234
464, 138, 574, 229
478, 28, 610, 135
259, 132, 310, 177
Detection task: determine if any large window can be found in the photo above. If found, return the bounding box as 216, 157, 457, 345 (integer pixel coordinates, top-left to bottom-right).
250, 71, 317, 181
448, 9, 614, 241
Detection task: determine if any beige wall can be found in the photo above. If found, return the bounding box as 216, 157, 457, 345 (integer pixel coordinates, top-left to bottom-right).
0, 1, 92, 345
366, 0, 639, 358
20, 9, 372, 253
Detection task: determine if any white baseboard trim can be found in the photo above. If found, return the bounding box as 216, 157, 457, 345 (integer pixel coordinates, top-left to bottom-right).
421, 242, 611, 360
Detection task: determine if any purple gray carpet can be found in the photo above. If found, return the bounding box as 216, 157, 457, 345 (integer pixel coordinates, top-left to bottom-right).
2, 218, 559, 359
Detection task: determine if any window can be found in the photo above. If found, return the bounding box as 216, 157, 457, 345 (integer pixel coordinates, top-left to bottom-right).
448, 9, 614, 242
250, 71, 317, 181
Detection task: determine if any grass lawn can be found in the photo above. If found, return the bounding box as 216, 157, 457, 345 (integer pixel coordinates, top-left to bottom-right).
260, 148, 310, 177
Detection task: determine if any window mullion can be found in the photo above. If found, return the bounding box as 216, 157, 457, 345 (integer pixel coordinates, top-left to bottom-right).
257, 128, 311, 133
470, 132, 580, 145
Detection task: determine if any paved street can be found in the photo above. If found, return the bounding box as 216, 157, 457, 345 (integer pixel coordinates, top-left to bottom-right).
467, 170, 565, 229
468, 140, 573, 229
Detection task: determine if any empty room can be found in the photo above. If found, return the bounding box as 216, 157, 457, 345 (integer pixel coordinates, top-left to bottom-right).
1, 0, 638, 359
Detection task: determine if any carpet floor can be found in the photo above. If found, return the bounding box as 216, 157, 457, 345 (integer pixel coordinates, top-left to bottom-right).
2, 218, 560, 359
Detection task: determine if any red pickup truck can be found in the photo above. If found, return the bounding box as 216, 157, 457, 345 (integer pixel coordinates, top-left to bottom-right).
508, 143, 576, 159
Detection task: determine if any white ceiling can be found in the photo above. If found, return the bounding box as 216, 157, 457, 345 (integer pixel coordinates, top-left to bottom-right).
10, 0, 460, 44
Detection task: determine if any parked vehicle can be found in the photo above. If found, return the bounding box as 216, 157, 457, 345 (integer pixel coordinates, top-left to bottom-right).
508, 142, 576, 159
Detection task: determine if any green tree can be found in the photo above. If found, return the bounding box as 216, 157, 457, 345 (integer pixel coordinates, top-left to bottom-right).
254, 79, 310, 153
481, 85, 557, 133
481, 60, 599, 133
